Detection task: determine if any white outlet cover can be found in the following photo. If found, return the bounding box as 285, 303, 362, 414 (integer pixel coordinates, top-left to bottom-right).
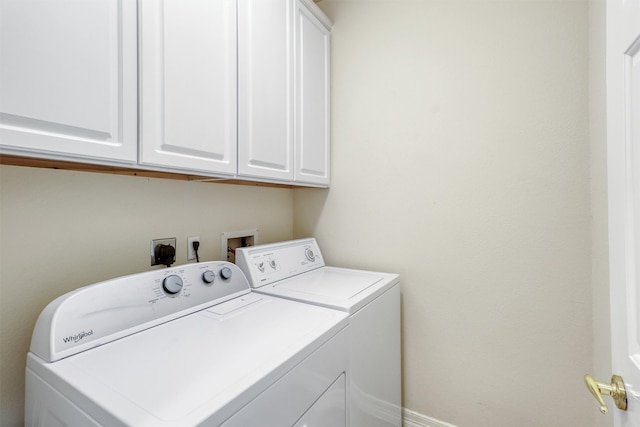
187, 236, 200, 261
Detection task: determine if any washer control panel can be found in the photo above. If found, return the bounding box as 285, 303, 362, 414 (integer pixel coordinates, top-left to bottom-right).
153, 263, 240, 303
31, 261, 250, 362
236, 238, 325, 288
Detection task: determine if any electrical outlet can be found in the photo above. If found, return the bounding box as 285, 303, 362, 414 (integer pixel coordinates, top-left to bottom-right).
187, 236, 200, 261
150, 237, 176, 266
221, 229, 258, 263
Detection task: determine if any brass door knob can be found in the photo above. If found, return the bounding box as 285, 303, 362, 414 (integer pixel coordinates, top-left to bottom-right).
584, 374, 627, 414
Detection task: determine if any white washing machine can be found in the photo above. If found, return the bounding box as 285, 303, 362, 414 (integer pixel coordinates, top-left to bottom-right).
25, 261, 349, 426
236, 238, 401, 427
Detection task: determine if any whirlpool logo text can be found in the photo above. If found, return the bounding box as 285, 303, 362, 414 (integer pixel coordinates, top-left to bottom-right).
62, 330, 94, 344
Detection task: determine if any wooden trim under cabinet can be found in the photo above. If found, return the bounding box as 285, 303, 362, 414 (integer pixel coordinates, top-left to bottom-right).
0, 155, 300, 189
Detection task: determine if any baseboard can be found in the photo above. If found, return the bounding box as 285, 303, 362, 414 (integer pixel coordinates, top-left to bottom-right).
403, 408, 459, 427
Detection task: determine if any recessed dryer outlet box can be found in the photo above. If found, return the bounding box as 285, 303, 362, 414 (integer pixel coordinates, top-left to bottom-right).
221, 229, 258, 263
150, 237, 176, 266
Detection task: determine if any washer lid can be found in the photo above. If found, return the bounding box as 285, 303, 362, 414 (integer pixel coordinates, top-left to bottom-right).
28, 293, 348, 427
255, 267, 399, 314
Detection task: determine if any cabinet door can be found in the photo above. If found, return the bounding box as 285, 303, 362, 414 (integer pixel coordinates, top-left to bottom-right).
237, 0, 294, 181
294, 1, 331, 186
0, 0, 137, 163
139, 0, 237, 175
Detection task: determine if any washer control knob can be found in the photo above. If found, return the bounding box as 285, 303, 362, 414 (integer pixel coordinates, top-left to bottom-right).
163, 275, 183, 295
220, 267, 233, 280
202, 270, 215, 284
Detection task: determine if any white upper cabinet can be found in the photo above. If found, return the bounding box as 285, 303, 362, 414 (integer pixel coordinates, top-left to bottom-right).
294, 0, 331, 186
238, 0, 331, 186
238, 0, 294, 181
1, 0, 330, 186
0, 0, 137, 163
139, 0, 237, 175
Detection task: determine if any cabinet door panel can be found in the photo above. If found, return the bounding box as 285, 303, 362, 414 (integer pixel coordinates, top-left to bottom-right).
140, 0, 236, 175
295, 2, 330, 185
238, 0, 293, 181
0, 0, 137, 162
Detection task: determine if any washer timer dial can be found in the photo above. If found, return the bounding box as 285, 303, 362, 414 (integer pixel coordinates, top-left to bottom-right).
162, 275, 183, 295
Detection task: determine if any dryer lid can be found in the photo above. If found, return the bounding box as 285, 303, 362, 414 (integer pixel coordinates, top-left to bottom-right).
257, 266, 399, 313
274, 267, 387, 299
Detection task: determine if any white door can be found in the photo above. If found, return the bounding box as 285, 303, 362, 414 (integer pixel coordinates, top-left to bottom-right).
237, 0, 294, 182
294, 0, 331, 186
139, 0, 237, 175
0, 0, 137, 163
607, 0, 640, 423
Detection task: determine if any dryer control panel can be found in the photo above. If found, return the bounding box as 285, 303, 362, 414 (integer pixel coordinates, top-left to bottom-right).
236, 238, 325, 288
30, 262, 250, 362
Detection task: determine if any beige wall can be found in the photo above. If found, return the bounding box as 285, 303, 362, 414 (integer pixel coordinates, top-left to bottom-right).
295, 0, 596, 425
0, 165, 294, 426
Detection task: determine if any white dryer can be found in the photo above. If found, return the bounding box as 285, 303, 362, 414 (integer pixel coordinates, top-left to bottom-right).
26, 261, 349, 426
236, 238, 401, 427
